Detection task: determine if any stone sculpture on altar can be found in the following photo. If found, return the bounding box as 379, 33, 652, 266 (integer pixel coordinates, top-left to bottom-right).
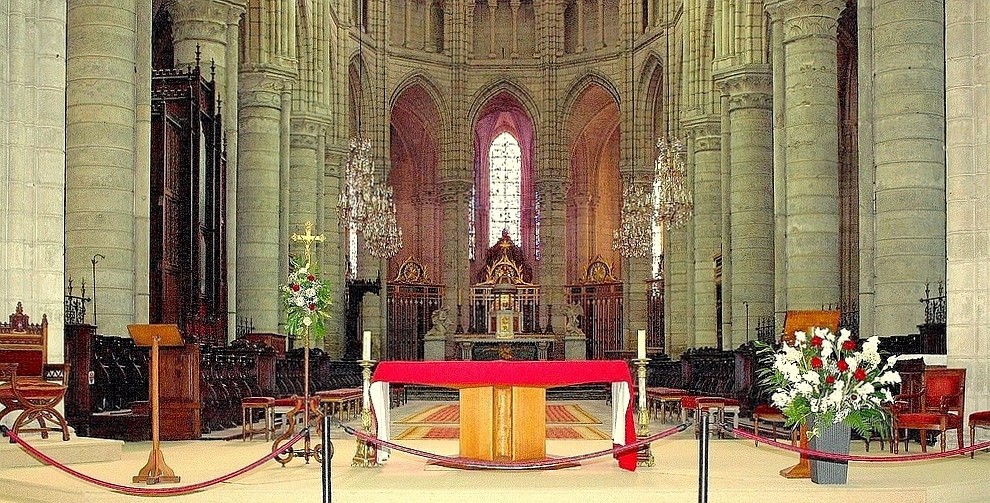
563, 303, 585, 338
425, 307, 451, 340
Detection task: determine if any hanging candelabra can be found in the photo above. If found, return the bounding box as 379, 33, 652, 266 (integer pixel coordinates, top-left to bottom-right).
363, 182, 403, 258
611, 177, 654, 258
654, 136, 692, 229
336, 135, 375, 229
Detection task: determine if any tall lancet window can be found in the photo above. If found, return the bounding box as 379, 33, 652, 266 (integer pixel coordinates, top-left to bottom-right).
488, 131, 522, 245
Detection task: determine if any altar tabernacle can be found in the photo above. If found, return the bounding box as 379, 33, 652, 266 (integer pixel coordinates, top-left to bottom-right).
368, 360, 638, 470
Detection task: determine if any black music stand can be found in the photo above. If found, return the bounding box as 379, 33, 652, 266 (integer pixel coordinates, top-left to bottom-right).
127, 324, 183, 484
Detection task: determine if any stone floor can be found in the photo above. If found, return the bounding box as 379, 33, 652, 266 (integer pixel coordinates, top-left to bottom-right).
0, 400, 987, 503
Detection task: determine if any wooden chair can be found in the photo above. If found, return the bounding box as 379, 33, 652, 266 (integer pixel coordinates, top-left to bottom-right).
752, 404, 790, 447
0, 303, 71, 441
891, 367, 966, 453
968, 410, 990, 458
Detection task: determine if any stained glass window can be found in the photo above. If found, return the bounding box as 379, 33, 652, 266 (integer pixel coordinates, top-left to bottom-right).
468, 184, 476, 261
534, 190, 542, 261
348, 225, 358, 279
489, 132, 522, 246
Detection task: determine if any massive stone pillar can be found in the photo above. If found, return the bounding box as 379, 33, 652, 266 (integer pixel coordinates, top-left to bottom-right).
868, 0, 946, 336
66, 0, 142, 335
767, 0, 844, 309
432, 179, 472, 360
2, 0, 67, 356
718, 69, 774, 347
323, 141, 348, 357
945, 0, 990, 421
237, 73, 291, 332
683, 115, 721, 349
288, 119, 323, 258
535, 180, 570, 334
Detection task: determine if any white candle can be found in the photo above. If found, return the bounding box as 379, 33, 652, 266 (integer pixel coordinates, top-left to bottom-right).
362, 330, 372, 361
637, 329, 646, 360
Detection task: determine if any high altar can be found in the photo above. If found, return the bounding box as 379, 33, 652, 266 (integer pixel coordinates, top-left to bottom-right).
455, 232, 555, 360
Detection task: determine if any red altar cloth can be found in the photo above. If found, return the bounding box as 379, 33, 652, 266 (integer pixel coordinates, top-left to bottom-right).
370, 360, 638, 471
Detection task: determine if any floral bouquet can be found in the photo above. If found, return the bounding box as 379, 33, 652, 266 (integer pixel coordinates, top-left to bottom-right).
759, 327, 901, 439
281, 259, 332, 344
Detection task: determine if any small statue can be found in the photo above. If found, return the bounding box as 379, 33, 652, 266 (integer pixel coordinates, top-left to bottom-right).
562, 303, 584, 337
425, 307, 451, 339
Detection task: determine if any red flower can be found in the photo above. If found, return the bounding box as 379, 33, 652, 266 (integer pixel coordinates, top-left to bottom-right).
811, 336, 823, 347
307, 274, 316, 282
854, 368, 867, 382
837, 360, 849, 372
811, 356, 823, 369
308, 303, 317, 311
825, 375, 836, 384
842, 340, 856, 351
292, 284, 300, 292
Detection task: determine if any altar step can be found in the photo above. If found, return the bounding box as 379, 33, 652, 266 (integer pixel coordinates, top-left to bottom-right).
403, 384, 608, 402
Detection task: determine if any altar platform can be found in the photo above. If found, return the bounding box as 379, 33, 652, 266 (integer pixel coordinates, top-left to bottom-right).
0, 400, 987, 503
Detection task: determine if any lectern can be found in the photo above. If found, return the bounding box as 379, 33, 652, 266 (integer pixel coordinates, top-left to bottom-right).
127, 324, 183, 484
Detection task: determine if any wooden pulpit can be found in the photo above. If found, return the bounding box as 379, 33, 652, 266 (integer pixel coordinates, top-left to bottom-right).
778, 310, 840, 480
127, 324, 183, 484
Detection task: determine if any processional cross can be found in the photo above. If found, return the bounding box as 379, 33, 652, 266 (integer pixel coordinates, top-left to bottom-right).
291, 221, 325, 265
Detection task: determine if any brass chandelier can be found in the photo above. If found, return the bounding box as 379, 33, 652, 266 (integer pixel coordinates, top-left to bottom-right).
335, 3, 402, 260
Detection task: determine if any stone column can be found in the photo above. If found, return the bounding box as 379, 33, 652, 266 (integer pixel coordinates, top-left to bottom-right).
870, 0, 946, 336
169, 0, 229, 80
767, 0, 844, 309
510, 0, 520, 57
945, 0, 989, 419
575, 0, 585, 53
224, 5, 244, 339
66, 0, 139, 336
431, 179, 471, 360
2, 0, 67, 355
683, 115, 721, 349
288, 119, 323, 258
323, 141, 348, 358
536, 180, 569, 334
718, 68, 774, 347
237, 73, 290, 333
487, 0, 497, 57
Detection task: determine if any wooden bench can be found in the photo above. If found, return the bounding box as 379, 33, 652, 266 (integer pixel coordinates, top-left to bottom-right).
0, 302, 70, 441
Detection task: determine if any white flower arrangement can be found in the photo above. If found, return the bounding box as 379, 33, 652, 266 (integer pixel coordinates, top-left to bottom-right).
281, 262, 332, 343
760, 327, 901, 439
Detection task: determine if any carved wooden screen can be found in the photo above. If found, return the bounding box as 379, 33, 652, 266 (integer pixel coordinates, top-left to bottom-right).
150, 60, 228, 346
386, 258, 443, 360
566, 256, 623, 359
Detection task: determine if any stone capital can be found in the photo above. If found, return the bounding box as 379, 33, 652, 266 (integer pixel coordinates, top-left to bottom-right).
764, 0, 844, 42
437, 179, 473, 204
238, 72, 291, 108
290, 119, 324, 149
168, 0, 237, 44
681, 114, 722, 152
713, 65, 772, 111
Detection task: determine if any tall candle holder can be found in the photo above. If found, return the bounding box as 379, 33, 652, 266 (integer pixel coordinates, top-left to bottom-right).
633, 357, 655, 467
351, 359, 379, 467
455, 304, 464, 334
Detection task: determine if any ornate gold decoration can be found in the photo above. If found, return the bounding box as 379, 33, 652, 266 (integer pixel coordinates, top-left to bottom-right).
580, 255, 618, 284
391, 257, 431, 284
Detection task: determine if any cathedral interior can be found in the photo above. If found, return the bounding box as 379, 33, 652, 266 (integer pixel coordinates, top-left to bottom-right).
3, 0, 990, 490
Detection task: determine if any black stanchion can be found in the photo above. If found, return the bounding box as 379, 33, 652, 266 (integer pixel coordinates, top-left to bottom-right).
698, 411, 709, 503
322, 415, 334, 503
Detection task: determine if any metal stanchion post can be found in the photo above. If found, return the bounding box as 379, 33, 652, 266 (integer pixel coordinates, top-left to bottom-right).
698, 410, 709, 503
322, 414, 333, 503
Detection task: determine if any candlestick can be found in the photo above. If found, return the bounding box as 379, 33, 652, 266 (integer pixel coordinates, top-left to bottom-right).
637, 329, 646, 360
362, 330, 371, 361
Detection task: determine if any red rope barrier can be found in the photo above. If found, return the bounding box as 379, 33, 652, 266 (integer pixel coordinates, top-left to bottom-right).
1, 425, 308, 497
727, 424, 990, 462
341, 422, 690, 470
